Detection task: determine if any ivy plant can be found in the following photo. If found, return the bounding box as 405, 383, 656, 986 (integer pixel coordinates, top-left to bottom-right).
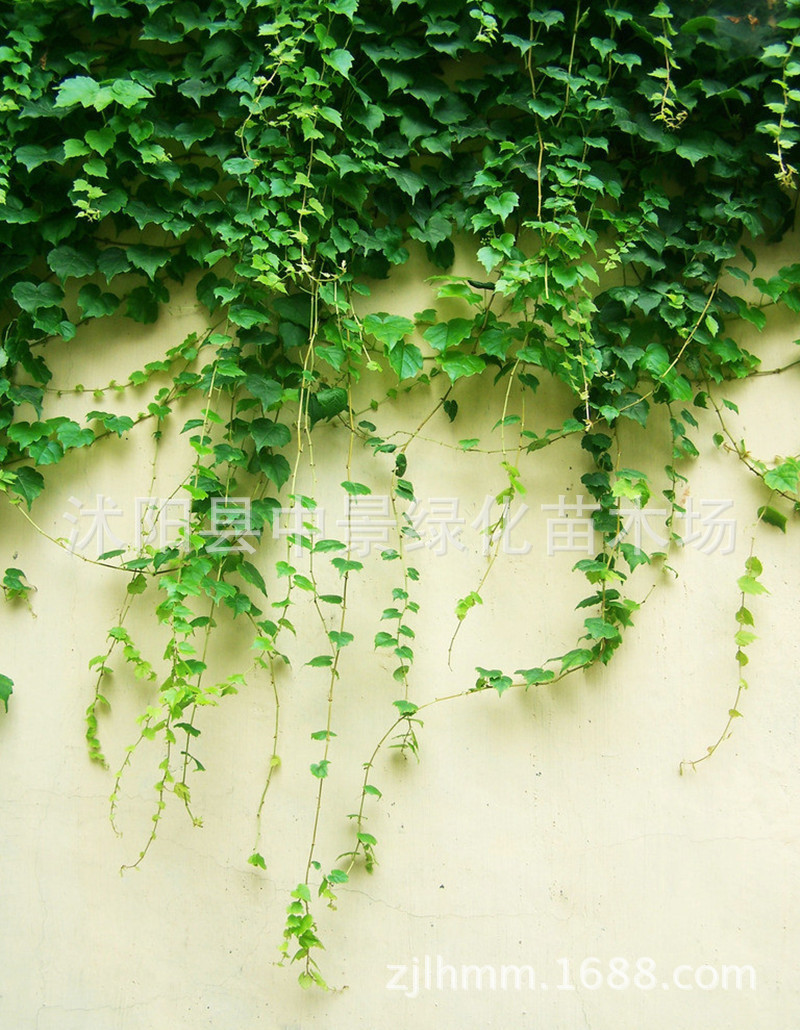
1, 0, 799, 987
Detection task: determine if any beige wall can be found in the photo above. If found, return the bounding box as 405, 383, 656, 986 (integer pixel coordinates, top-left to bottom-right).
1, 233, 799, 1028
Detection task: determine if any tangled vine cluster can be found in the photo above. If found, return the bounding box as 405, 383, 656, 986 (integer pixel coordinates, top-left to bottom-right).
1, 0, 799, 986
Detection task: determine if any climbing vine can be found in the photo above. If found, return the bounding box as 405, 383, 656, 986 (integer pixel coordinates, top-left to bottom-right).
1, 0, 799, 987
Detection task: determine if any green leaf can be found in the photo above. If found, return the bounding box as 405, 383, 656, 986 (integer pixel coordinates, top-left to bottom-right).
387, 341, 423, 380
309, 387, 348, 425
385, 168, 425, 200
455, 591, 482, 620
110, 79, 154, 107
764, 463, 799, 494
15, 145, 60, 171
307, 655, 333, 668
0, 674, 12, 713
757, 505, 787, 532
681, 16, 717, 33
313, 539, 346, 553
64, 138, 90, 158
529, 97, 560, 118
127, 245, 169, 279
443, 399, 457, 422
126, 573, 147, 595
329, 560, 364, 576
441, 354, 484, 381
258, 453, 291, 488
245, 375, 282, 410
583, 618, 621, 641
310, 760, 330, 778
238, 560, 268, 595
78, 284, 119, 318
86, 411, 134, 437
485, 191, 519, 219
55, 76, 101, 108
363, 312, 415, 346
12, 280, 63, 313
641, 343, 670, 377
734, 300, 766, 331
7, 422, 49, 449
250, 418, 291, 451
3, 568, 31, 599
324, 48, 354, 77
617, 393, 649, 427
48, 243, 95, 280
248, 852, 267, 870
97, 247, 132, 280
28, 439, 63, 466
619, 542, 650, 570
516, 667, 555, 685
436, 281, 483, 306
85, 127, 116, 155
393, 699, 418, 716
423, 319, 473, 353
475, 667, 513, 696
331, 557, 363, 575
745, 555, 762, 576
11, 467, 44, 508
559, 648, 593, 671
330, 0, 358, 15
328, 630, 354, 648
676, 142, 711, 165
737, 575, 769, 596
341, 480, 371, 495
493, 414, 520, 429
491, 676, 512, 697
126, 286, 159, 323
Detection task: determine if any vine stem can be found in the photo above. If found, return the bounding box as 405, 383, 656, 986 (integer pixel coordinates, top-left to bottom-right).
251, 650, 281, 853
299, 376, 357, 980
344, 654, 619, 875
679, 523, 765, 774
251, 262, 336, 859
119, 716, 173, 871
398, 390, 450, 455
446, 358, 523, 668
388, 485, 413, 700
751, 356, 800, 377
706, 386, 798, 504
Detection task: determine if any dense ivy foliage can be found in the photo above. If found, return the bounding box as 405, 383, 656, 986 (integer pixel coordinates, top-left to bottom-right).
1, 0, 800, 986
